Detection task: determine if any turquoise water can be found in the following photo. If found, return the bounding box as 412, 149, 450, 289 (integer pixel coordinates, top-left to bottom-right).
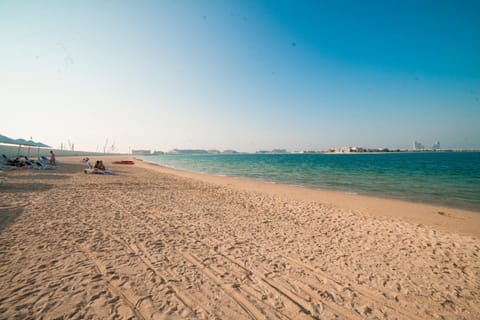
140, 152, 480, 211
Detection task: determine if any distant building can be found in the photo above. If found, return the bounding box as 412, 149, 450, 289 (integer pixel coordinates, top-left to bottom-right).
152, 150, 164, 155
222, 150, 239, 154
256, 149, 289, 154
432, 141, 441, 150
168, 149, 209, 155
335, 146, 352, 153
132, 149, 151, 155
413, 140, 424, 150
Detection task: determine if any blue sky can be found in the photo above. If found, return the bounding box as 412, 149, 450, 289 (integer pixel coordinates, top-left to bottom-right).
1, 0, 479, 152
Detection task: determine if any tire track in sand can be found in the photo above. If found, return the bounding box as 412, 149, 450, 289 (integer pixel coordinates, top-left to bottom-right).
106, 195, 412, 319
78, 245, 147, 320
179, 250, 268, 320
124, 228, 295, 320
106, 198, 287, 319
144, 213, 361, 320
281, 255, 424, 320
187, 243, 360, 320
216, 250, 361, 320
105, 198, 239, 318
108, 233, 214, 319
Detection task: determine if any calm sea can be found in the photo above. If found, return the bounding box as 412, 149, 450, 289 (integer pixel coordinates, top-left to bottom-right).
139, 152, 480, 211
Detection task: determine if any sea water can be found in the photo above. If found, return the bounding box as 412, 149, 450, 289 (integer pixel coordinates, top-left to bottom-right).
139, 152, 480, 211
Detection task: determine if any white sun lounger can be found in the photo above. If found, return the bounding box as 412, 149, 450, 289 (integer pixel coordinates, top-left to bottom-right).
84, 168, 113, 175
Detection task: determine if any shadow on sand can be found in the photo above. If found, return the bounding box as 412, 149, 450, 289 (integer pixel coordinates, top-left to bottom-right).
58, 162, 94, 174
8, 174, 70, 181
0, 179, 55, 233
0, 182, 53, 194
0, 206, 24, 234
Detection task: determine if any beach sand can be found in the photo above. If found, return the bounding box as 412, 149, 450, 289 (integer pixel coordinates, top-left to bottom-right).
0, 157, 479, 319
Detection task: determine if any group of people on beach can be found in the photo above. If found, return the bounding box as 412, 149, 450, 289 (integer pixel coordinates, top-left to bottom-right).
1, 150, 56, 169
83, 157, 111, 174
94, 160, 106, 170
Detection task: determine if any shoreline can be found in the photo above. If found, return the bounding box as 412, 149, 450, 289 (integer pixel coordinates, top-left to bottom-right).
134, 156, 480, 237
136, 153, 480, 213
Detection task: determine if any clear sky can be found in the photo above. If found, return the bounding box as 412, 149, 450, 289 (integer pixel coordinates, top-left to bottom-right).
1, 0, 479, 152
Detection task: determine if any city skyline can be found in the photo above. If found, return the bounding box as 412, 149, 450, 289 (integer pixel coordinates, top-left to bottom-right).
1, 1, 479, 153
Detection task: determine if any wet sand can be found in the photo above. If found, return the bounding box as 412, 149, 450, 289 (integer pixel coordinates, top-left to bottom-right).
0, 156, 479, 319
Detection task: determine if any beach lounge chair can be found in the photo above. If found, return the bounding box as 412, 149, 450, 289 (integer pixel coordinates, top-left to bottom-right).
25, 156, 55, 170
1, 154, 22, 169
84, 167, 113, 175
34, 160, 55, 170
1, 154, 15, 166
36, 156, 58, 170
37, 155, 58, 166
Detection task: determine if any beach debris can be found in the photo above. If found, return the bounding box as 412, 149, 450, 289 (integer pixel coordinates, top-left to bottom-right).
363, 305, 373, 315
262, 218, 271, 224
441, 298, 456, 311
112, 160, 135, 165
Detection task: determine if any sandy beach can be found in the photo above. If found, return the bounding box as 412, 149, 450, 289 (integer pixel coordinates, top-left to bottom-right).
0, 157, 479, 319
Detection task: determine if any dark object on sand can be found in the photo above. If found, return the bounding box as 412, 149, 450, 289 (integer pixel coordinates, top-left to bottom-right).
112, 161, 135, 165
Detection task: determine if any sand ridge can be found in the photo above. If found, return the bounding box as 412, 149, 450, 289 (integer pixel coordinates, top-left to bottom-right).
0, 157, 479, 319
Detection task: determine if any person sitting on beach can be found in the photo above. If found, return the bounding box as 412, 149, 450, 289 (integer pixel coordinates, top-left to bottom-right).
86, 160, 111, 174
94, 160, 106, 171
49, 150, 56, 165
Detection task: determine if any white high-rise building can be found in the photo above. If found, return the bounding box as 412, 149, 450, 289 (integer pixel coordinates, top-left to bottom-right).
432, 141, 441, 150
